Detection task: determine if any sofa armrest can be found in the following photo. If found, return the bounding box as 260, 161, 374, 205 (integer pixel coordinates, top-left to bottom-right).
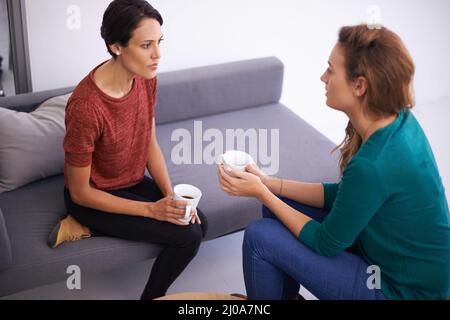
0, 207, 12, 271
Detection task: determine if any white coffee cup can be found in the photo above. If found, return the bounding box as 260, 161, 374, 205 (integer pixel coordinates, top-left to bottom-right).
217, 150, 255, 172
173, 184, 202, 224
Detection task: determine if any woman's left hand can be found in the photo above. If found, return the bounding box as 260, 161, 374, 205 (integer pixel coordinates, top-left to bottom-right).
217, 164, 269, 200
189, 207, 201, 225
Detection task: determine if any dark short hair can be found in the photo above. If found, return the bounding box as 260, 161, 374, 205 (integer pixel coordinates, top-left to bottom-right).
101, 0, 163, 58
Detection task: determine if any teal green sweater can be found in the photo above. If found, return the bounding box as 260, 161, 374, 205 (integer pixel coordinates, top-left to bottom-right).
298, 108, 450, 300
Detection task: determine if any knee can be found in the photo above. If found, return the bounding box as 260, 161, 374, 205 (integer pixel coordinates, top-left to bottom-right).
181, 225, 203, 249
243, 219, 271, 252
196, 209, 209, 238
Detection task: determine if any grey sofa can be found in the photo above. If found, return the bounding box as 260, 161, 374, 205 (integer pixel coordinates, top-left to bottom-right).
0, 57, 340, 297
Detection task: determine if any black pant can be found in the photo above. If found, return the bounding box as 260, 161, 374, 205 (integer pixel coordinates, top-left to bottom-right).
63, 176, 208, 300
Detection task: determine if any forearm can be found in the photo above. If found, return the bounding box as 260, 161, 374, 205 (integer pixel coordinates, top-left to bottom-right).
263, 176, 325, 209
72, 187, 149, 218
147, 143, 173, 196
258, 190, 312, 237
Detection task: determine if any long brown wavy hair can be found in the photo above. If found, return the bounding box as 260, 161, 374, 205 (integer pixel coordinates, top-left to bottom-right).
333, 24, 415, 174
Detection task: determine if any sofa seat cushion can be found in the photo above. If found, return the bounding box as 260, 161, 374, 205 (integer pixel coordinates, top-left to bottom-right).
157, 103, 340, 241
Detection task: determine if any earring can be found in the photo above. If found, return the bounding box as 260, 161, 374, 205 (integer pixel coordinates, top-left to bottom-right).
116, 52, 121, 56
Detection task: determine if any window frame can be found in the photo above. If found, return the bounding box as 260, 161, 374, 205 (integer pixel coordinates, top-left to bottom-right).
6, 0, 32, 94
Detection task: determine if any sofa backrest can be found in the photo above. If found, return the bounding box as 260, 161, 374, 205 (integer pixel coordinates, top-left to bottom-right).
155, 56, 284, 124
0, 56, 284, 124
0, 87, 75, 113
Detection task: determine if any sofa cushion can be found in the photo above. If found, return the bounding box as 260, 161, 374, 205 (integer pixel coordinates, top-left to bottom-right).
157, 103, 340, 240
0, 93, 71, 194
155, 57, 284, 124
0, 87, 74, 113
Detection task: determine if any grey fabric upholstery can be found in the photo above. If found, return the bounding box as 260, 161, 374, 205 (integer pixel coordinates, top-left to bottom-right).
155, 57, 284, 124
157, 103, 340, 239
0, 87, 75, 113
0, 57, 340, 297
0, 94, 71, 194
0, 176, 161, 296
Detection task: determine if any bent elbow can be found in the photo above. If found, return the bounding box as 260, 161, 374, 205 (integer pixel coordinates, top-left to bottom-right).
69, 187, 90, 206
314, 242, 347, 257
317, 248, 341, 257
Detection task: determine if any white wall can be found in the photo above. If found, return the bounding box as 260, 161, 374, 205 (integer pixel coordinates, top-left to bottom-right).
25, 0, 450, 144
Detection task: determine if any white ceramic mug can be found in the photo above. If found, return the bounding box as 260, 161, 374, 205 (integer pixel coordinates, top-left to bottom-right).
217, 150, 255, 172
173, 184, 202, 223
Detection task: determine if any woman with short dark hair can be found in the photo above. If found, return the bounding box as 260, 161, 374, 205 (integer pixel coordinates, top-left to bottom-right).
50, 0, 208, 300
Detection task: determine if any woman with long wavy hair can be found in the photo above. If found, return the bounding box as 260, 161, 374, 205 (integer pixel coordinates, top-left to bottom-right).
218, 24, 450, 300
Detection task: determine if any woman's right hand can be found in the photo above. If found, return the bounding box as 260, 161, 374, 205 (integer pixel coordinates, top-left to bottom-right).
143, 196, 191, 226
245, 163, 268, 183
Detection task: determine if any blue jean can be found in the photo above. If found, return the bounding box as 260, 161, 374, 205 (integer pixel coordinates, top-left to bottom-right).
242, 196, 387, 300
